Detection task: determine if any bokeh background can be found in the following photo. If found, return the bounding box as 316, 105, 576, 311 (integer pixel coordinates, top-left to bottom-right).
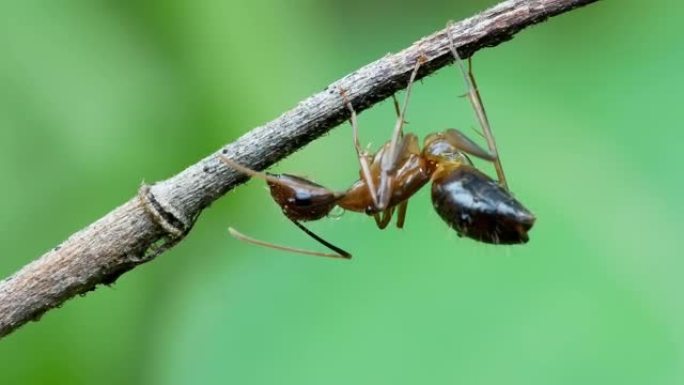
1, 0, 682, 384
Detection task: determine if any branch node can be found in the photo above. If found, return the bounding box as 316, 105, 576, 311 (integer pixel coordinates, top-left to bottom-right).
138, 184, 190, 239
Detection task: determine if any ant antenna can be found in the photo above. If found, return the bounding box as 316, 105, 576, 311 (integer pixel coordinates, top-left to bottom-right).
220, 155, 345, 199
219, 155, 283, 185
228, 221, 351, 259
447, 21, 509, 190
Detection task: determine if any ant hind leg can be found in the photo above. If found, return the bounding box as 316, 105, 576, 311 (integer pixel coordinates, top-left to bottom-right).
447, 24, 508, 189
443, 128, 496, 162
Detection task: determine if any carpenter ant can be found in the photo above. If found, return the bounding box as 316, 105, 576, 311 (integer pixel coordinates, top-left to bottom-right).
219, 40, 535, 259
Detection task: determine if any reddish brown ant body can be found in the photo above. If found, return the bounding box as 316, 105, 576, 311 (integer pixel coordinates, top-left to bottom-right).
220, 42, 535, 258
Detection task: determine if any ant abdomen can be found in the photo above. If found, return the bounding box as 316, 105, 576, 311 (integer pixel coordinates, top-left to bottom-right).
267, 174, 341, 222
431, 165, 535, 244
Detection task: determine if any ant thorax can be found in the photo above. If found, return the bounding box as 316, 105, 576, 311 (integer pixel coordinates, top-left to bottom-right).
423, 133, 472, 167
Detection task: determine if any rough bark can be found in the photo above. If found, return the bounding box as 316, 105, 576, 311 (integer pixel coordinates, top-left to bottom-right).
0, 0, 600, 339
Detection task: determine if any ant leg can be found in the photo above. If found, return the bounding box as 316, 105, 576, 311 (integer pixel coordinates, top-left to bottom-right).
229, 223, 351, 259
399, 132, 422, 161
219, 155, 287, 185
447, 25, 508, 189
341, 90, 379, 208
371, 133, 421, 230
395, 200, 408, 229
388, 59, 423, 150
443, 128, 496, 162
378, 57, 425, 210
392, 95, 408, 126
392, 95, 401, 118
390, 134, 419, 229
373, 207, 395, 230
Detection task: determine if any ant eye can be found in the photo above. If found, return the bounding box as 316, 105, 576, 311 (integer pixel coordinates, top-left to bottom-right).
294, 191, 312, 206
267, 174, 339, 222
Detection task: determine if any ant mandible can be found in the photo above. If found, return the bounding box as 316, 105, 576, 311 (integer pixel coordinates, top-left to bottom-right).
219, 38, 535, 259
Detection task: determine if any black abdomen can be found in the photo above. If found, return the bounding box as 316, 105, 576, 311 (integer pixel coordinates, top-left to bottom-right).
431, 166, 535, 244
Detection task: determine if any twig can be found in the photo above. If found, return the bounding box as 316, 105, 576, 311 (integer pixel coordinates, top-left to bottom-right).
0, 0, 600, 339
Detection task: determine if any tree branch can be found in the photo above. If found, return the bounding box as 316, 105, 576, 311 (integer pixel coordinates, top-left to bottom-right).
0, 0, 600, 339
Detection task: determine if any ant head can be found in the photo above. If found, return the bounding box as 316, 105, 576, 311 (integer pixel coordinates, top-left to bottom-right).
422, 132, 471, 166
267, 174, 340, 222
431, 165, 535, 244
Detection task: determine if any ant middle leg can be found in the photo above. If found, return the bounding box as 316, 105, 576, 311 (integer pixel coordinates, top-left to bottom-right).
395, 200, 408, 229
377, 57, 425, 210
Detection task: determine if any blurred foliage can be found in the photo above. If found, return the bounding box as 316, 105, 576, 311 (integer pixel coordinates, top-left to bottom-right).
0, 0, 682, 384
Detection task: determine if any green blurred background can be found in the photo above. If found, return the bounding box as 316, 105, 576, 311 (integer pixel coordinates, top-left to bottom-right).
1, 0, 682, 384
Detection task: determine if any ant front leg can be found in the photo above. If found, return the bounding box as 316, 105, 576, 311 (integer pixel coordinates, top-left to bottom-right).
373, 207, 395, 230
340, 89, 379, 209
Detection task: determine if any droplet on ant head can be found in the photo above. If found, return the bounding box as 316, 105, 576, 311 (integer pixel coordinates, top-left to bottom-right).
327, 206, 346, 220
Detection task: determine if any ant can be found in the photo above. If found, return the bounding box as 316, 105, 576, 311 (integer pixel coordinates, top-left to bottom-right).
219, 39, 535, 259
